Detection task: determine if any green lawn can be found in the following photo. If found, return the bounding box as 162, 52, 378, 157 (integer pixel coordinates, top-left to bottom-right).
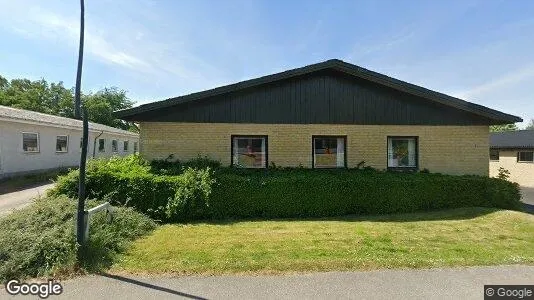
112, 208, 534, 275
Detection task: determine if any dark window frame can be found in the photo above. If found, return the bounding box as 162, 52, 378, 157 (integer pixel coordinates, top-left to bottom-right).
98, 138, 106, 153
387, 136, 419, 171
112, 140, 118, 153
311, 135, 348, 169
123, 140, 129, 152
517, 151, 534, 163
230, 135, 269, 169
133, 141, 138, 153
22, 132, 40, 153
55, 135, 69, 153
489, 149, 499, 161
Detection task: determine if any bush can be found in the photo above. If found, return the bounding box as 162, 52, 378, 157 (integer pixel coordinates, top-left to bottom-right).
165, 167, 216, 220
51, 155, 522, 222
50, 156, 216, 222
150, 155, 222, 175
0, 195, 156, 281
209, 170, 522, 219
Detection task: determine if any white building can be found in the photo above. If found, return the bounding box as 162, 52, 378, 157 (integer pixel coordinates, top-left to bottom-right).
0, 105, 139, 179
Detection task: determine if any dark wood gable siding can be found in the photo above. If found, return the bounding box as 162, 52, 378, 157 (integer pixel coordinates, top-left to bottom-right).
133, 70, 492, 125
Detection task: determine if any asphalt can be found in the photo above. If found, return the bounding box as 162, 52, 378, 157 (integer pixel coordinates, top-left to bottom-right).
2, 265, 533, 299
0, 182, 54, 216
521, 186, 534, 213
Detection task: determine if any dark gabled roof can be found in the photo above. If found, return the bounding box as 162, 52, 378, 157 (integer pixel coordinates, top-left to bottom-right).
490, 130, 534, 149
115, 59, 522, 123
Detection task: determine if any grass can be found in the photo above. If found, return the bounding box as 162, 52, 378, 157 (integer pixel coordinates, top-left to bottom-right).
112, 207, 534, 275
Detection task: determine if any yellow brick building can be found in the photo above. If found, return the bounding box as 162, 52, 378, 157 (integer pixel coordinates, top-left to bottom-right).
116, 59, 521, 176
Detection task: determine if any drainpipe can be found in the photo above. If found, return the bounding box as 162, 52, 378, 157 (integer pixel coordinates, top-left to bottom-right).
92, 130, 104, 158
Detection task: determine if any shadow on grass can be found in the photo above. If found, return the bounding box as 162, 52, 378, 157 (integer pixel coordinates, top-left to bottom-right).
99, 273, 207, 300
180, 207, 505, 226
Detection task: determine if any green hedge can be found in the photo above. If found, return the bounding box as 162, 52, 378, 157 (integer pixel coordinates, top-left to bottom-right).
50, 156, 522, 222
210, 170, 522, 218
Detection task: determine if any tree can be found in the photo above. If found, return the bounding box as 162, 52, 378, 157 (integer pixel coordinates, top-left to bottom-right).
526, 119, 534, 130
0, 76, 136, 130
83, 87, 135, 130
490, 123, 518, 132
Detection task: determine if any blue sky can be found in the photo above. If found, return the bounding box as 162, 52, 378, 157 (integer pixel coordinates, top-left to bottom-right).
0, 0, 533, 126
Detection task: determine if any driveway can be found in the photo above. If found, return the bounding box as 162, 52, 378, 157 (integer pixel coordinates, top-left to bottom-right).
0, 183, 54, 216
521, 186, 534, 213
1, 265, 533, 299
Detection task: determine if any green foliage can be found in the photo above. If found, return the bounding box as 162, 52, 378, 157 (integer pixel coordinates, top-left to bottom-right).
210, 170, 522, 219
0, 195, 155, 281
497, 167, 511, 181
51, 156, 522, 223
150, 155, 222, 175
490, 123, 518, 132
50, 155, 215, 222
165, 167, 216, 220
0, 75, 136, 130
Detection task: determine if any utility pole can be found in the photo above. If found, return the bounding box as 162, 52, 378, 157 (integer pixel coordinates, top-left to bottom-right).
74, 0, 84, 119
75, 0, 87, 260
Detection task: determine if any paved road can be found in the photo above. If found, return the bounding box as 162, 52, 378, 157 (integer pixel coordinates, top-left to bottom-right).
2, 266, 533, 299
522, 186, 534, 213
0, 183, 54, 216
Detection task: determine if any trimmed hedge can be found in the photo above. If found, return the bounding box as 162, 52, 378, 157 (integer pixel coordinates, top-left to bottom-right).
210, 170, 522, 218
50, 156, 522, 222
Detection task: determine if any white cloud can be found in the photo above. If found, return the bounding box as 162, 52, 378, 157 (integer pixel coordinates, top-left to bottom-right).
456, 64, 534, 99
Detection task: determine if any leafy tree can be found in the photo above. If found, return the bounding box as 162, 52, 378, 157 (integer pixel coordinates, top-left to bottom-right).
526, 119, 534, 130
490, 123, 518, 132
0, 76, 136, 131
82, 87, 135, 130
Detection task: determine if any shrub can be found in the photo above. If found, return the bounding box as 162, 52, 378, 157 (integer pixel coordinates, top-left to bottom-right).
165, 167, 216, 220
497, 167, 511, 181
50, 156, 522, 223
150, 155, 221, 175
208, 170, 522, 219
0, 195, 155, 281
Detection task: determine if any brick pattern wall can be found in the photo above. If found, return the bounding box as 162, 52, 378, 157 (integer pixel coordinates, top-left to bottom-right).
490, 150, 534, 187
140, 122, 489, 176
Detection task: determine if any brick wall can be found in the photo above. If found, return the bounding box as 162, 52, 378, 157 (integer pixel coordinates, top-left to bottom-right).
140, 122, 489, 176
490, 150, 534, 187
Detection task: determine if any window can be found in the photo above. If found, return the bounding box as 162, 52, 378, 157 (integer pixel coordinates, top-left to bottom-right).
22, 132, 39, 153
112, 140, 118, 153
133, 142, 138, 153
80, 138, 83, 149
518, 151, 534, 163
232, 135, 267, 168
312, 136, 346, 168
387, 137, 418, 169
123, 141, 129, 152
56, 135, 68, 153
490, 149, 499, 161
98, 139, 105, 152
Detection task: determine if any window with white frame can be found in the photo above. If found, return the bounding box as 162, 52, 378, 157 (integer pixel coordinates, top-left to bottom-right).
22, 132, 39, 153
518, 151, 534, 163
232, 136, 267, 168
112, 140, 118, 153
123, 141, 129, 152
387, 137, 418, 169
98, 139, 105, 152
313, 136, 346, 168
56, 135, 68, 153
